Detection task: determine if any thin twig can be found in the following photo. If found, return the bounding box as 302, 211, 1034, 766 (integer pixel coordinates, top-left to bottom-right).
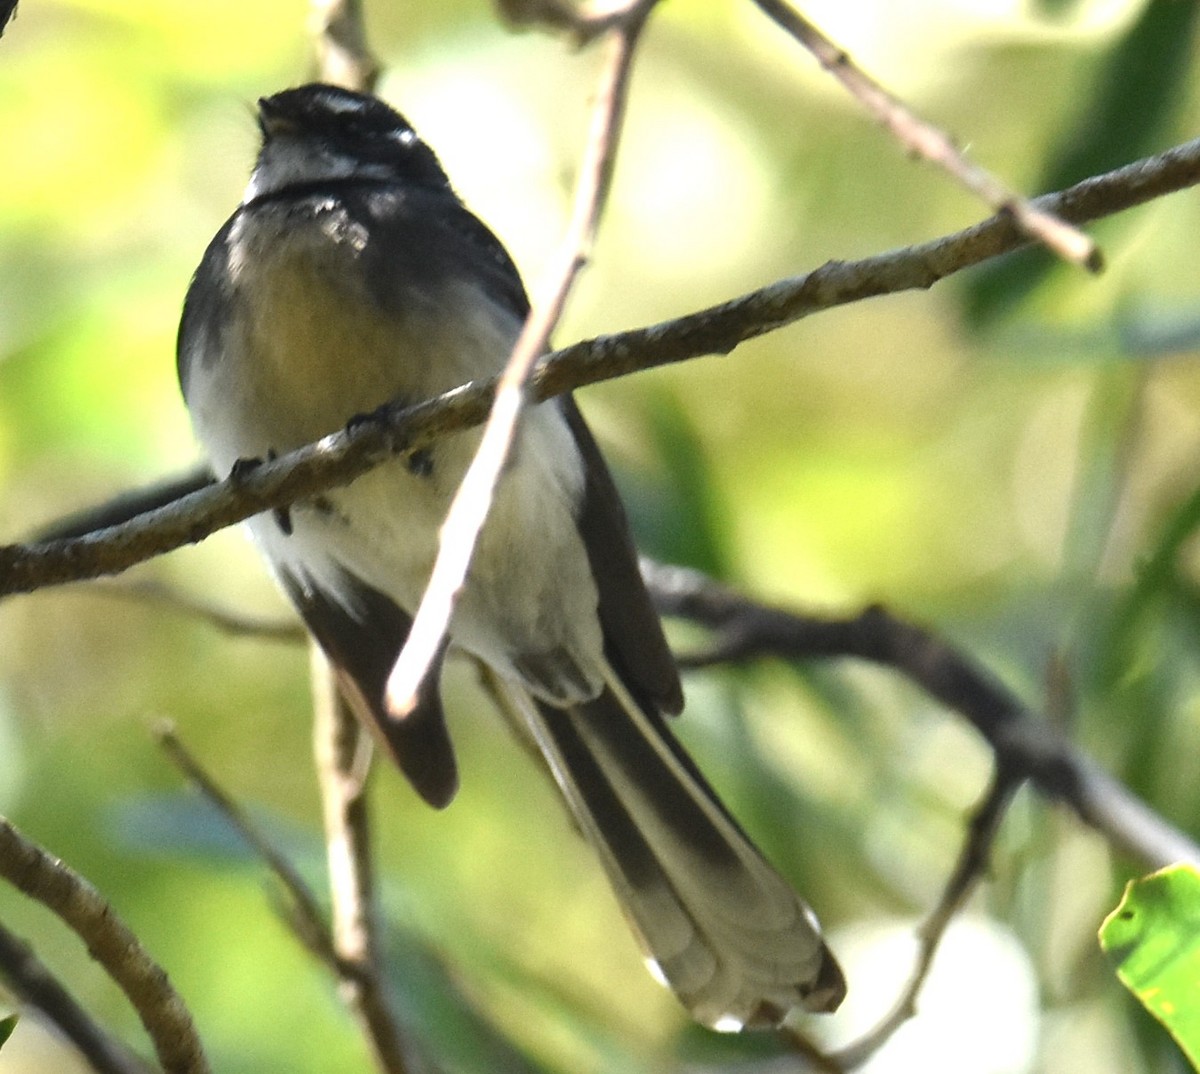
303, 6, 433, 1069
0, 921, 154, 1074
642, 560, 1200, 870
750, 0, 1100, 270
30, 468, 214, 543
0, 816, 209, 1074
308, 0, 380, 92
2, 136, 1198, 599
86, 580, 305, 642
311, 657, 422, 1074
825, 772, 1022, 1069
157, 717, 418, 1073
153, 721, 339, 966
384, 4, 652, 717
494, 0, 657, 43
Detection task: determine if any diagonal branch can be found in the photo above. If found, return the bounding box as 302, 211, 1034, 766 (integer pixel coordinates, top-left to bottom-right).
154, 722, 338, 967
384, 2, 654, 717
156, 719, 421, 1074
750, 0, 1099, 269
643, 560, 1200, 870
2, 136, 1198, 600
824, 771, 1022, 1069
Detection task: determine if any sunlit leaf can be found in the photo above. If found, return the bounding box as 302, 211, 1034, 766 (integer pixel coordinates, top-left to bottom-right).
1100, 864, 1200, 1069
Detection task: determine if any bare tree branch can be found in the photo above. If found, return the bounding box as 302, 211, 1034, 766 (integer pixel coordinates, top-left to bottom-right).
385, 1, 653, 716
2, 135, 1197, 602
0, 817, 209, 1074
311, 659, 426, 1074
750, 0, 1099, 270
494, 0, 656, 43
643, 560, 1200, 870
298, 7, 430, 1068
825, 772, 1021, 1069
153, 722, 338, 966
0, 921, 154, 1074
156, 718, 421, 1073
87, 580, 303, 642
308, 0, 380, 92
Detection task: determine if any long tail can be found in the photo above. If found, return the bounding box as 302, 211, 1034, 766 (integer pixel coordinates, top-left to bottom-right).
502, 667, 845, 1031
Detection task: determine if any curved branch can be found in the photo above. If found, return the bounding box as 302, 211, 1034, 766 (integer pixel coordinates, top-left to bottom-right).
824, 772, 1021, 1069
750, 0, 1098, 268
643, 560, 1200, 870
0, 817, 209, 1074
309, 0, 380, 92
2, 136, 1198, 599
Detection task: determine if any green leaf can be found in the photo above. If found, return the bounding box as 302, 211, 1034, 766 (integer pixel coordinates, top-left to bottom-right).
0, 1014, 17, 1051
1100, 864, 1200, 1069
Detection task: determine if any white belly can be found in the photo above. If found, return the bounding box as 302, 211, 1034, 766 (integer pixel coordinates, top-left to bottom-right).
185, 208, 605, 701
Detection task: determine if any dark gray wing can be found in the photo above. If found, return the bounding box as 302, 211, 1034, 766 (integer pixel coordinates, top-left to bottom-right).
349, 182, 531, 324
559, 397, 684, 716
177, 215, 236, 397
279, 567, 458, 809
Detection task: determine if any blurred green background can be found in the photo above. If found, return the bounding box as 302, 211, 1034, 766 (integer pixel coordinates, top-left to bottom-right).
2, 0, 1200, 1071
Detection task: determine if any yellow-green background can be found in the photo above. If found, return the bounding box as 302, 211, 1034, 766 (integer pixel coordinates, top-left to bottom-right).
2, 0, 1200, 1071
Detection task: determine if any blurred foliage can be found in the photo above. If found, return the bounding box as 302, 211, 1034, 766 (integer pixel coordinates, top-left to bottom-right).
1, 1, 1200, 1072
965, 0, 1200, 324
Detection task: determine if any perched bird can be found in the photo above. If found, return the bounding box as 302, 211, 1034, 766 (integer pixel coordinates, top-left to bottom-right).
177, 82, 845, 1030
